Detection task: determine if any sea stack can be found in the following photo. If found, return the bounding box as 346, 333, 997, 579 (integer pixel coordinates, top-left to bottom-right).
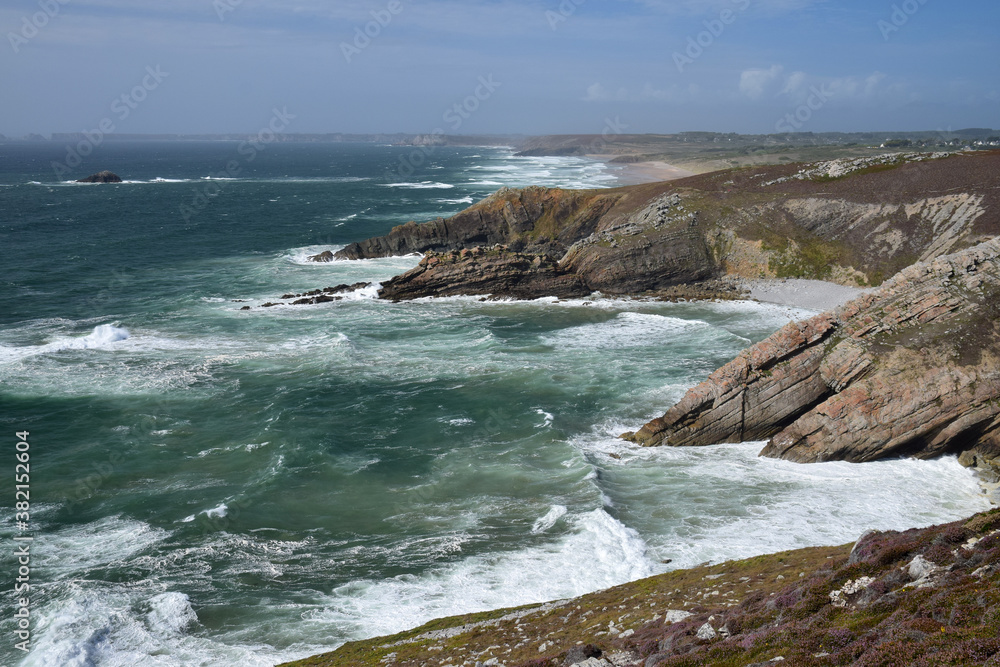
76, 170, 123, 183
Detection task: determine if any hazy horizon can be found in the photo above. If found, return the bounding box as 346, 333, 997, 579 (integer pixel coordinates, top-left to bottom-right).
2, 0, 998, 138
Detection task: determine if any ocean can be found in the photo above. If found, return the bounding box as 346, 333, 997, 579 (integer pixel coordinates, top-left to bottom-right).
0, 141, 991, 666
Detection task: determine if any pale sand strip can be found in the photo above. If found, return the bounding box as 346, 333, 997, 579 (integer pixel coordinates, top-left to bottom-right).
585, 155, 697, 185
739, 278, 873, 312
616, 161, 697, 184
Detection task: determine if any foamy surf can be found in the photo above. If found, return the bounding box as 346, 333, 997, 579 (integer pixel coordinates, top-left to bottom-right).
306, 509, 656, 641
0, 324, 130, 363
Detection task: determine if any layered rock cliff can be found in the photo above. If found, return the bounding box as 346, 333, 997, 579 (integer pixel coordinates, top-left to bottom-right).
332, 186, 625, 260
625, 238, 1000, 464
324, 151, 1000, 300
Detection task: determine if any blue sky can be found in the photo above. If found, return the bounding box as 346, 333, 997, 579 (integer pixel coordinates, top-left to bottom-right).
1, 0, 997, 136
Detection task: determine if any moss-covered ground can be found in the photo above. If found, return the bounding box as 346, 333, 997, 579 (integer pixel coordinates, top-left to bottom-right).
280, 508, 1000, 667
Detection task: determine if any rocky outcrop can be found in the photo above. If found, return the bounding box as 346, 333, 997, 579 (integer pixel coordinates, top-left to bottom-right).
76, 170, 122, 183
323, 152, 1000, 301
335, 186, 624, 260
378, 246, 590, 301
625, 238, 1000, 463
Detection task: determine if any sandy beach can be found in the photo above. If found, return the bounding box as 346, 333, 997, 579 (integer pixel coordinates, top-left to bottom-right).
740, 278, 872, 312
586, 155, 697, 185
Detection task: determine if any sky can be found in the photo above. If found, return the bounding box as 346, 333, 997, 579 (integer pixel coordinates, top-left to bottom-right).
1, 0, 997, 136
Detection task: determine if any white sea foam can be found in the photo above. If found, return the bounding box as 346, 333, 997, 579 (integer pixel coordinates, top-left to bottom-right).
382, 181, 455, 189
535, 408, 555, 427
531, 505, 568, 533
306, 508, 656, 640
571, 431, 994, 570
146, 592, 199, 637
36, 516, 169, 576
541, 312, 715, 349
22, 584, 294, 667
0, 324, 130, 362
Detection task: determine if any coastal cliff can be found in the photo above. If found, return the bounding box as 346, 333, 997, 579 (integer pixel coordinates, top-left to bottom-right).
323, 151, 1000, 300
624, 238, 1000, 466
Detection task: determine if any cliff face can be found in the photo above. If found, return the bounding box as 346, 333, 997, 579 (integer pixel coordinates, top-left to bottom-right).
326, 151, 1000, 300
333, 186, 624, 260
377, 247, 589, 301
625, 238, 1000, 464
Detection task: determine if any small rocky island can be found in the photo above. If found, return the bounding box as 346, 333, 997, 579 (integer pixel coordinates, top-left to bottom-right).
76, 170, 122, 183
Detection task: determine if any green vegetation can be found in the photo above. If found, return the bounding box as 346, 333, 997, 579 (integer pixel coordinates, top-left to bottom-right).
283, 509, 1000, 667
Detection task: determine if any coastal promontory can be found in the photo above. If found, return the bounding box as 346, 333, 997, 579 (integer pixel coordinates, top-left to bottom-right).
324, 151, 1000, 301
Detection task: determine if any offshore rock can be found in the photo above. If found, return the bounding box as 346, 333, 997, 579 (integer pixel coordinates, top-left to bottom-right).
625, 238, 1000, 463
378, 247, 590, 301
76, 170, 122, 183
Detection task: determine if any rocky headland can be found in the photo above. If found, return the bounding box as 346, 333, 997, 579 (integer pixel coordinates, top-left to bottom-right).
282, 151, 1000, 667
318, 151, 999, 302
624, 237, 1000, 471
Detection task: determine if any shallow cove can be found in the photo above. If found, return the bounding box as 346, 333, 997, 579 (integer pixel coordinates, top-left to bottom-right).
0, 142, 990, 666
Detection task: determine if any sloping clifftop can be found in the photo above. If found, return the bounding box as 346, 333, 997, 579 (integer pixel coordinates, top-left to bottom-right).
325, 151, 1000, 299
281, 508, 1000, 667
625, 237, 1000, 464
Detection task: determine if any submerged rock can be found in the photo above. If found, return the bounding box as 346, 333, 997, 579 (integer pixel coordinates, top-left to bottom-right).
76, 170, 122, 183
625, 237, 1000, 463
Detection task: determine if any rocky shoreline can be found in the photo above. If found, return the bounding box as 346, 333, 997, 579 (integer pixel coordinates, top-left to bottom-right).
624, 238, 1000, 468
278, 151, 1000, 667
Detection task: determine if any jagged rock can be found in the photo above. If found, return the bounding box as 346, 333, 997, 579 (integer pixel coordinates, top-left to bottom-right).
76, 170, 122, 183
335, 186, 622, 260
564, 644, 602, 665
309, 250, 335, 262
378, 248, 590, 301
626, 238, 1000, 463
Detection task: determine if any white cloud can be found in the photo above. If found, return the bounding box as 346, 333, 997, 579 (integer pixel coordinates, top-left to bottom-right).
739, 65, 783, 99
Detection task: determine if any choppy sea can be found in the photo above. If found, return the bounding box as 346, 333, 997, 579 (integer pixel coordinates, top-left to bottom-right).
0, 141, 990, 666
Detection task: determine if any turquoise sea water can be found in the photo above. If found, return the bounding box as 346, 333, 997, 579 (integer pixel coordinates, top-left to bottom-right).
0, 142, 991, 666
